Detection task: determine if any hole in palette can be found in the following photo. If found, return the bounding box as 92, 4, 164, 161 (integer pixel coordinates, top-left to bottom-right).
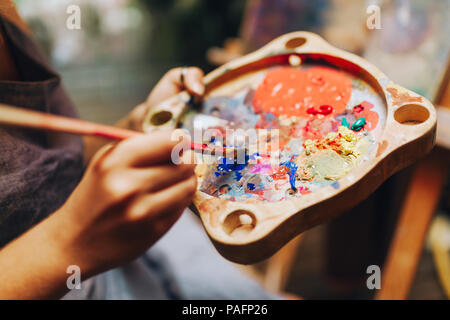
394, 104, 429, 125
184, 62, 387, 202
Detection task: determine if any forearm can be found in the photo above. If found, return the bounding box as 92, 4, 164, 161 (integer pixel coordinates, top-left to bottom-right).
0, 212, 73, 299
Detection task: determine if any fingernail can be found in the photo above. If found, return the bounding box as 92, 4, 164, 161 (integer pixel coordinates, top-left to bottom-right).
192, 82, 204, 96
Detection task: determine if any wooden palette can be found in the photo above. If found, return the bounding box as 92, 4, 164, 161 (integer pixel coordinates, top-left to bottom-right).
143, 32, 436, 264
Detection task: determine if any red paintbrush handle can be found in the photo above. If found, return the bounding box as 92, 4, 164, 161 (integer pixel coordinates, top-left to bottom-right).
0, 103, 141, 140
0, 103, 239, 154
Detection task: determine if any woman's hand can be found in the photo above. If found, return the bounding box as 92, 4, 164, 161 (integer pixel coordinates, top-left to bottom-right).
0, 129, 196, 299
58, 130, 196, 276
122, 67, 204, 131
68, 67, 203, 271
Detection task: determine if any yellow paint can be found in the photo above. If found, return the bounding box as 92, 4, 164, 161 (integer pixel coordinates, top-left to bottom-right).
297, 126, 370, 181
308, 149, 352, 180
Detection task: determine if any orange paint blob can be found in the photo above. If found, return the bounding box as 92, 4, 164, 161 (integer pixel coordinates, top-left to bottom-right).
253, 66, 352, 117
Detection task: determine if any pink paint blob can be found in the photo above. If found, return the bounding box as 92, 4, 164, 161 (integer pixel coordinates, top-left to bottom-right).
249, 163, 274, 175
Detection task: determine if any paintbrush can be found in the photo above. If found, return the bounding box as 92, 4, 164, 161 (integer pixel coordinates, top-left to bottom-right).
0, 103, 242, 156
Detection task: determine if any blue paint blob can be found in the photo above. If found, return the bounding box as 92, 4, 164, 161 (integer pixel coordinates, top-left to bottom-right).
331, 181, 340, 189
280, 157, 298, 191
247, 183, 256, 190
215, 154, 250, 182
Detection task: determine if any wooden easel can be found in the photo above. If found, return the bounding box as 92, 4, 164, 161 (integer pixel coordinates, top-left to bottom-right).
376, 73, 450, 300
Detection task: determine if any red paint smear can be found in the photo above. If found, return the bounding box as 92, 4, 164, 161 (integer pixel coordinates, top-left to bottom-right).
302, 120, 323, 140
298, 186, 311, 195
353, 105, 364, 113
253, 66, 352, 117
311, 55, 363, 75
307, 105, 333, 116
357, 101, 379, 131
302, 117, 339, 140
271, 165, 289, 180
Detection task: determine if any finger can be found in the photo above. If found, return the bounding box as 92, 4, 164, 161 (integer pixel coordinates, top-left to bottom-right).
148, 175, 197, 217
132, 162, 196, 193
182, 67, 205, 97
180, 149, 196, 166
149, 201, 188, 236
107, 130, 191, 167
90, 143, 117, 165
146, 67, 204, 106
146, 71, 180, 106
128, 175, 197, 222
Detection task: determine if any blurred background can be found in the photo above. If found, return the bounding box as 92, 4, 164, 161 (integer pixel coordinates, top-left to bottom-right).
13, 0, 450, 299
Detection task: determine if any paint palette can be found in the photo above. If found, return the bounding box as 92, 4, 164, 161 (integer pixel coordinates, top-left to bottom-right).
190, 66, 386, 203
143, 32, 436, 264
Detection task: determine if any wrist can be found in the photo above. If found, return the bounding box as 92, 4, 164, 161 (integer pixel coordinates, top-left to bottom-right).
49, 206, 97, 280
0, 209, 75, 299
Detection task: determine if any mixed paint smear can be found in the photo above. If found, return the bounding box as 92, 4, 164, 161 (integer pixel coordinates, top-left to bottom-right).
190, 65, 386, 202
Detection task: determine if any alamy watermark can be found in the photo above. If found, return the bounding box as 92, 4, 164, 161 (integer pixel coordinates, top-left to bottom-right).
366, 5, 382, 30
66, 5, 81, 30
170, 128, 281, 165
366, 265, 381, 290
66, 265, 82, 290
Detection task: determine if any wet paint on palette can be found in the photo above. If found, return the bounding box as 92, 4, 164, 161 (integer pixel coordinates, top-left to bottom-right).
215, 154, 250, 181
186, 65, 386, 202
280, 157, 298, 191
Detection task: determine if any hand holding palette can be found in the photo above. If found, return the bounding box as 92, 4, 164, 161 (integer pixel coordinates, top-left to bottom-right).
143, 32, 436, 264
